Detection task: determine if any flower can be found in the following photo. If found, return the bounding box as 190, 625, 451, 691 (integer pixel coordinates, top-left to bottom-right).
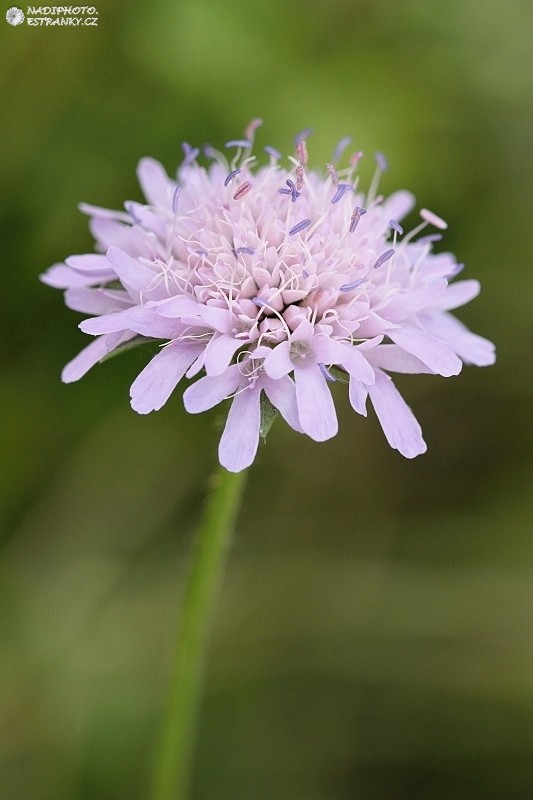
41, 122, 495, 472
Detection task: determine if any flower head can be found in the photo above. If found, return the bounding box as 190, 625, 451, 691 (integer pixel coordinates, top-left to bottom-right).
41, 122, 495, 472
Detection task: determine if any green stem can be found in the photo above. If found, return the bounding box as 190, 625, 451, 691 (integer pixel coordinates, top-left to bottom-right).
151, 465, 247, 800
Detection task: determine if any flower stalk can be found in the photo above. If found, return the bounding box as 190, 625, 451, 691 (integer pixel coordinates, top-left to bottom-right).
151, 465, 246, 800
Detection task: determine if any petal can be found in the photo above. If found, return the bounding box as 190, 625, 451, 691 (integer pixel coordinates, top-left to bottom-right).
137, 158, 174, 208
262, 375, 302, 432
378, 279, 448, 321
40, 264, 101, 289
156, 295, 203, 318
124, 307, 182, 338
381, 190, 416, 221
65, 288, 132, 315
424, 312, 496, 367
219, 386, 261, 472
183, 366, 241, 413
368, 371, 426, 457
348, 378, 368, 416
294, 364, 338, 441
78, 203, 131, 222
366, 344, 435, 374
79, 311, 132, 335
389, 326, 462, 377
204, 334, 245, 376
61, 331, 134, 383
313, 336, 375, 384
435, 279, 481, 311
65, 254, 113, 274
264, 341, 293, 379
129, 344, 198, 414
106, 247, 155, 294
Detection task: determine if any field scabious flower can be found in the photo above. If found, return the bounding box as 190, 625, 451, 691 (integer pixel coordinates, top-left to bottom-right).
41, 122, 495, 472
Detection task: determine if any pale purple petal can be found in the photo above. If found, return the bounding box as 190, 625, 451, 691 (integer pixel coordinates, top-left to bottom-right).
129, 344, 199, 414
389, 326, 462, 377
61, 331, 134, 383
65, 287, 132, 315
368, 371, 427, 457
183, 366, 241, 413
381, 190, 416, 221
424, 312, 496, 366
294, 364, 338, 441
137, 158, 174, 208
204, 334, 245, 376
65, 254, 113, 275
435, 279, 481, 310
348, 378, 368, 416
79, 311, 132, 335
123, 307, 182, 339
262, 375, 302, 432
219, 386, 261, 472
313, 336, 375, 384
264, 341, 293, 379
366, 344, 435, 374
106, 247, 155, 295
378, 279, 448, 321
40, 264, 101, 289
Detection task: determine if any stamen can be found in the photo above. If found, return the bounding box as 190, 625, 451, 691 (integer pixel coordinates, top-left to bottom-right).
264, 145, 282, 160
225, 139, 251, 149
373, 248, 395, 269
389, 219, 403, 235
296, 139, 308, 166
181, 142, 200, 166
233, 181, 252, 200
289, 219, 312, 236
339, 278, 365, 292
224, 168, 241, 187
331, 183, 352, 204
333, 136, 352, 163
326, 163, 339, 185
244, 118, 263, 141
350, 151, 363, 167
294, 128, 313, 144
172, 186, 182, 214
195, 249, 208, 256
349, 206, 367, 233
302, 269, 310, 278
319, 363, 336, 382
420, 208, 448, 230
234, 246, 255, 256
295, 164, 304, 190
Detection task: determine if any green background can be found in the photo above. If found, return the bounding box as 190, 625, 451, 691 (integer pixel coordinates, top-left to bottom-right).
1, 1, 532, 798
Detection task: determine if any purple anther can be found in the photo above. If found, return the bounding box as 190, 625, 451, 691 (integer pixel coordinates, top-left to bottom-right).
244, 118, 263, 140
225, 139, 251, 149
264, 145, 282, 160
252, 297, 267, 308
349, 206, 367, 233
233, 181, 252, 201
296, 139, 308, 166
333, 136, 352, 163
302, 269, 310, 279
203, 145, 219, 160
295, 164, 304, 190
195, 249, 208, 256
319, 363, 336, 382
278, 179, 300, 202
389, 219, 403, 235
375, 151, 389, 171
224, 168, 241, 187
373, 248, 395, 269
331, 183, 351, 204
339, 278, 365, 292
289, 219, 312, 236
181, 142, 200, 166
234, 246, 255, 256
417, 233, 443, 244
294, 128, 313, 143
172, 186, 181, 214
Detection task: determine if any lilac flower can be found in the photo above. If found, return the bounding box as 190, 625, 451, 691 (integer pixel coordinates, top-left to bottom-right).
41, 124, 495, 471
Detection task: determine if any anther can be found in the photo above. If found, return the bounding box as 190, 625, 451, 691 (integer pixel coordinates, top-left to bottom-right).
339, 278, 365, 292
417, 233, 442, 244
350, 151, 363, 167
225, 139, 251, 149
326, 163, 339, 185
389, 219, 403, 235
234, 247, 255, 255
420, 208, 448, 230
349, 206, 367, 233
331, 184, 351, 204
233, 181, 252, 200
224, 168, 241, 187
181, 142, 200, 166
244, 118, 263, 140
332, 136, 352, 163
295, 164, 305, 190
373, 248, 395, 269
264, 145, 282, 160
289, 219, 312, 236
296, 139, 308, 166
375, 151, 389, 171
278, 179, 300, 202
294, 128, 313, 144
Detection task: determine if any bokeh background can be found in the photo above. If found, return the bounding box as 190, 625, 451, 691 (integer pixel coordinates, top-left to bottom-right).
1, 1, 532, 798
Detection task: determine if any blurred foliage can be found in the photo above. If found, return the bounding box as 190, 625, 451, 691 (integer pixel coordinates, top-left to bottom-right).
1, 1, 532, 798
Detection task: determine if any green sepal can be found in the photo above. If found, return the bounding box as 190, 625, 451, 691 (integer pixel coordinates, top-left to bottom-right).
259, 391, 278, 441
